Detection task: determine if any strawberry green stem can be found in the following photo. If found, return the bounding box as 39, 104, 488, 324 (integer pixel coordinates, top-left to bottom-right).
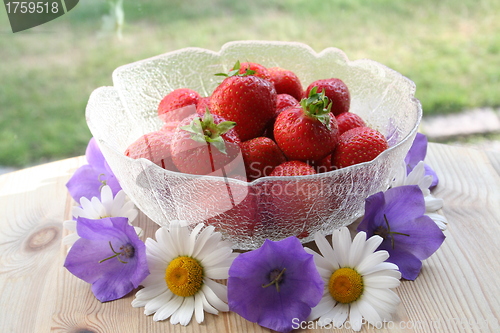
180, 109, 236, 155
300, 86, 332, 129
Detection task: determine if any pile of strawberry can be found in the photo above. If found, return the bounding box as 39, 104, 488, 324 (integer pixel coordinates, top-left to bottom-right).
125, 61, 388, 181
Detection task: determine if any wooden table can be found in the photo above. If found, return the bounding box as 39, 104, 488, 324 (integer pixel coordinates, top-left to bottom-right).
0, 143, 499, 333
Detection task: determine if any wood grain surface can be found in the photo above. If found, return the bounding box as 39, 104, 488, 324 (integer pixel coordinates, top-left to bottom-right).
0, 143, 499, 333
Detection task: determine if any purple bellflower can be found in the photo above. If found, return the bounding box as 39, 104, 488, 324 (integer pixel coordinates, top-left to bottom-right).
66, 137, 121, 202
357, 185, 445, 280
64, 216, 149, 302
406, 133, 439, 188
228, 237, 324, 333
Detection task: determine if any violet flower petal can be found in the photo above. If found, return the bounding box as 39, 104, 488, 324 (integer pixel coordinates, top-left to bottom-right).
405, 133, 427, 169
64, 217, 149, 302
228, 237, 324, 333
405, 133, 439, 188
357, 185, 445, 281
385, 215, 445, 261
424, 163, 439, 189
66, 164, 104, 201
379, 246, 422, 281
66, 138, 122, 202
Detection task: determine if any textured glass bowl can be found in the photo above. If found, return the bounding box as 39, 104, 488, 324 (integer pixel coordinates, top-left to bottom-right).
86, 41, 422, 250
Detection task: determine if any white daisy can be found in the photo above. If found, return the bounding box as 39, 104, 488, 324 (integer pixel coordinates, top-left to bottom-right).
306, 227, 401, 331
132, 220, 237, 326
63, 185, 140, 246
392, 160, 448, 230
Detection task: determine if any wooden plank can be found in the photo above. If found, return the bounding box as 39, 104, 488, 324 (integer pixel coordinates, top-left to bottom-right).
0, 144, 499, 332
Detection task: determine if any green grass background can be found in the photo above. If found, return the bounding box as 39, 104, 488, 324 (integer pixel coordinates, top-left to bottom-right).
1, 0, 499, 167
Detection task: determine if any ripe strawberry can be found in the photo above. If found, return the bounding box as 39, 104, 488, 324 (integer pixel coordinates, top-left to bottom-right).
263, 94, 299, 140
276, 93, 299, 113
332, 126, 388, 169
336, 112, 367, 135
158, 88, 201, 122
196, 96, 211, 115
308, 154, 334, 173
170, 110, 242, 175
241, 137, 286, 180
203, 187, 261, 238
268, 67, 304, 101
305, 78, 350, 116
125, 130, 177, 171
210, 62, 277, 141
273, 88, 339, 162
265, 160, 322, 240
238, 61, 271, 80
269, 160, 316, 176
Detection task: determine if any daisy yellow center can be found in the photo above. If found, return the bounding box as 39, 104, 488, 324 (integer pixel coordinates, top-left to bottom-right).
328, 267, 363, 304
165, 256, 204, 297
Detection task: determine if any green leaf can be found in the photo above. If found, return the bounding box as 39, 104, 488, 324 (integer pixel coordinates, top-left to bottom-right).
216, 120, 237, 134
300, 86, 332, 130
180, 110, 237, 155
206, 136, 227, 155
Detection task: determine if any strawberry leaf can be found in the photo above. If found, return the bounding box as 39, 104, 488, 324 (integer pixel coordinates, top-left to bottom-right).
205, 136, 228, 155
214, 60, 256, 77
180, 110, 236, 155
300, 87, 332, 129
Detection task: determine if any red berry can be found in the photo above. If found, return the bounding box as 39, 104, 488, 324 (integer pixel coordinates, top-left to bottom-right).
125, 130, 177, 171
336, 112, 367, 135
276, 94, 299, 114
158, 88, 200, 122
196, 96, 211, 115
170, 112, 242, 175
210, 75, 276, 141
267, 67, 304, 101
309, 154, 334, 173
263, 94, 300, 140
238, 62, 271, 80
273, 90, 338, 162
305, 78, 350, 116
332, 126, 388, 169
241, 137, 286, 180
269, 160, 316, 176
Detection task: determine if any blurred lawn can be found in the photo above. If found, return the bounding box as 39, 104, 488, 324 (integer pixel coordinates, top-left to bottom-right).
0, 0, 499, 167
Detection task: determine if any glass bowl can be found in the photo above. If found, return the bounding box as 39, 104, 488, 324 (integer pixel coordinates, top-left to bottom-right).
86, 40, 422, 250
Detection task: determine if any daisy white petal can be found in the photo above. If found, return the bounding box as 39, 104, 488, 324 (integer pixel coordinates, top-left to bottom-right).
305, 247, 337, 274
199, 290, 219, 315
194, 293, 205, 323
63, 185, 139, 246
356, 250, 390, 275
426, 212, 448, 230
364, 275, 401, 289
201, 282, 229, 312
171, 297, 195, 326
349, 302, 364, 331
309, 227, 401, 332
100, 185, 114, 212
425, 195, 444, 211
133, 222, 234, 325
314, 232, 339, 271
330, 303, 349, 328
333, 227, 351, 267
357, 297, 382, 327
142, 291, 173, 315
154, 294, 183, 321
361, 261, 400, 276
349, 231, 367, 267
308, 295, 336, 320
